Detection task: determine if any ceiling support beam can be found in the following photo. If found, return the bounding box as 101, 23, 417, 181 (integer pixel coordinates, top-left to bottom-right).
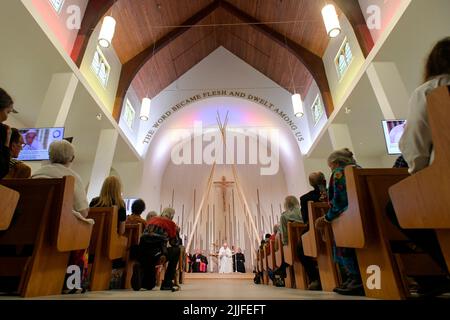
72, 0, 373, 122
333, 0, 374, 58
112, 0, 221, 121
220, 0, 334, 117
71, 0, 115, 67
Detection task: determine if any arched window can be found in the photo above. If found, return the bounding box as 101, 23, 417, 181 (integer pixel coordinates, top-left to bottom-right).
335, 38, 353, 79
91, 46, 111, 87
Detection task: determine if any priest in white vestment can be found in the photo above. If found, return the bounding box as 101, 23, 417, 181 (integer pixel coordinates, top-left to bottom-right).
218, 242, 233, 273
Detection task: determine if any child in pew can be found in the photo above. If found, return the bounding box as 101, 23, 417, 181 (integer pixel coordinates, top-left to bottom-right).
387, 37, 450, 297
126, 198, 147, 230
315, 148, 364, 296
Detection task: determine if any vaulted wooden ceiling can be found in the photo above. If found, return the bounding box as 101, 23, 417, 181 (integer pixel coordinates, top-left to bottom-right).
73, 0, 373, 121
111, 0, 331, 102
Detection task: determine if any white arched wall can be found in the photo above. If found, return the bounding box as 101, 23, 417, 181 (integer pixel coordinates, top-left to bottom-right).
139, 96, 308, 209
139, 96, 308, 270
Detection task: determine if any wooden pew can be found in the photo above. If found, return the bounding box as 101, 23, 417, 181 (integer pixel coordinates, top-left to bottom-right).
0, 177, 93, 297
0, 184, 20, 231
301, 202, 340, 292
87, 207, 128, 291
282, 222, 308, 289
332, 166, 416, 299
267, 238, 277, 272
389, 86, 450, 272
274, 233, 282, 267
122, 223, 142, 289
259, 248, 268, 285
263, 244, 270, 285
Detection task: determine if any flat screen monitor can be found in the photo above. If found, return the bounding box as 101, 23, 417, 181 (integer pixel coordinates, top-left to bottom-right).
17, 127, 65, 161
382, 120, 406, 155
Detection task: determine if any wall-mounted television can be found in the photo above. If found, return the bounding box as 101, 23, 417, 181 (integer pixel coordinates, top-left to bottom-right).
17, 127, 65, 161
381, 120, 406, 155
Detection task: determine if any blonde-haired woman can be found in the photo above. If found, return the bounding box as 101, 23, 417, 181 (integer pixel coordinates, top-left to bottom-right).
89, 176, 127, 235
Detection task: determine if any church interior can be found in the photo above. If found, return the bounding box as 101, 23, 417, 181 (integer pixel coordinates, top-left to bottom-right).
1, 0, 450, 303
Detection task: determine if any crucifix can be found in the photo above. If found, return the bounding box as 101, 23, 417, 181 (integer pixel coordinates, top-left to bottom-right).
186, 111, 261, 254
213, 176, 234, 212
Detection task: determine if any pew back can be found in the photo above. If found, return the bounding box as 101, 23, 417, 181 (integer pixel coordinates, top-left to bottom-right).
333, 167, 410, 299
389, 85, 450, 272
0, 184, 20, 230
87, 207, 128, 291
0, 177, 93, 297
302, 202, 339, 292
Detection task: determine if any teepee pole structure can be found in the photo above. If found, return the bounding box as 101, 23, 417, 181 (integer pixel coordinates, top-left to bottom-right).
217, 111, 261, 250
186, 161, 216, 253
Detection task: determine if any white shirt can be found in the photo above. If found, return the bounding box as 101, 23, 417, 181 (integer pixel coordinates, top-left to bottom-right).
32, 163, 89, 212
399, 74, 450, 174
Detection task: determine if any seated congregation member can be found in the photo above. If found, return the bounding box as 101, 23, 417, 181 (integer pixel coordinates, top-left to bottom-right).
32, 140, 93, 293
4, 128, 31, 179
146, 211, 157, 224
280, 196, 303, 245
300, 172, 328, 224
387, 37, 450, 296
192, 249, 208, 273
132, 208, 181, 291
315, 148, 364, 296
90, 176, 127, 235
400, 37, 450, 174
278, 196, 321, 290
0, 88, 17, 179
126, 198, 147, 230
269, 224, 279, 251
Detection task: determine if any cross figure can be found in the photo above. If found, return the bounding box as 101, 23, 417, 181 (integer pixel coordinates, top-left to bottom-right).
213, 176, 234, 212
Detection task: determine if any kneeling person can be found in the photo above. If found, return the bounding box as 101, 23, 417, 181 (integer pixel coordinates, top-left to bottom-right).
132, 208, 181, 291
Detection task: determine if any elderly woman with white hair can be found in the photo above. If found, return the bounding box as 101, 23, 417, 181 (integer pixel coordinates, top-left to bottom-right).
132, 207, 181, 292
32, 140, 90, 219
32, 140, 92, 293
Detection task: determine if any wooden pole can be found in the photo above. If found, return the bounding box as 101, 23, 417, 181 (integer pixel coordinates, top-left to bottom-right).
186, 162, 216, 253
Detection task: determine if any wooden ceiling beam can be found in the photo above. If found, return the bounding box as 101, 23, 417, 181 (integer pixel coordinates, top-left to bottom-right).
71, 0, 115, 67
220, 0, 334, 117
333, 0, 374, 58
112, 0, 221, 121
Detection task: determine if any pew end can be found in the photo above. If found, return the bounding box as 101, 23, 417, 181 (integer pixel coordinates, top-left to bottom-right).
302, 201, 339, 292
0, 177, 93, 297
87, 207, 128, 291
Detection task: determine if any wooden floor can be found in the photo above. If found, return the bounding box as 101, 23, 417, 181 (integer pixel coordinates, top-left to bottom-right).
0, 274, 370, 300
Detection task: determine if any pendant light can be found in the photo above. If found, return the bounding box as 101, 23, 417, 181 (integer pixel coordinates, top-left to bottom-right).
321, 4, 341, 38
98, 16, 116, 48
140, 97, 151, 121
292, 93, 304, 118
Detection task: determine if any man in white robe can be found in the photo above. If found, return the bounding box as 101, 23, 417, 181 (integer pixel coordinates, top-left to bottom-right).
218, 242, 233, 273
